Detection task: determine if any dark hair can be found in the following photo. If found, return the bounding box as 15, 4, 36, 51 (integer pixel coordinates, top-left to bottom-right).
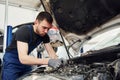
36, 11, 53, 24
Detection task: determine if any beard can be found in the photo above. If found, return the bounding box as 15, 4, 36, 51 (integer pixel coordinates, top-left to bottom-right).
36, 29, 46, 36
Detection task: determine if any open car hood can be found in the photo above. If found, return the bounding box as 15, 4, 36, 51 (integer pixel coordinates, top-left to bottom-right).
40, 0, 120, 42
49, 0, 120, 34
44, 0, 120, 54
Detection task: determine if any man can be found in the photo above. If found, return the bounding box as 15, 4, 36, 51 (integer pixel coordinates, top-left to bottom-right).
2, 11, 62, 80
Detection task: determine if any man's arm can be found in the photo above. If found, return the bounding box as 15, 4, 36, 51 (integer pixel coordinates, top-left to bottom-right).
44, 43, 58, 59
17, 41, 49, 65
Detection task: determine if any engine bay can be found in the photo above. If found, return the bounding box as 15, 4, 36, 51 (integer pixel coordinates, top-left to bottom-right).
18, 44, 120, 80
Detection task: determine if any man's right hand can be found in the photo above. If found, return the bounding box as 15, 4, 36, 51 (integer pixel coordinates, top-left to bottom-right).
48, 59, 62, 69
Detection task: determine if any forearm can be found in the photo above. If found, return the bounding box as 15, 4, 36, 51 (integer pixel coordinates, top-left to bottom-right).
44, 43, 58, 59
19, 55, 49, 65
48, 50, 58, 59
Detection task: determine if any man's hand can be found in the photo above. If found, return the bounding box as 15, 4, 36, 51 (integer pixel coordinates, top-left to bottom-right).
48, 59, 62, 69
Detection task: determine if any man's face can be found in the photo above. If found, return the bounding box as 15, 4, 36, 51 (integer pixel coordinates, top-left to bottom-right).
35, 19, 52, 36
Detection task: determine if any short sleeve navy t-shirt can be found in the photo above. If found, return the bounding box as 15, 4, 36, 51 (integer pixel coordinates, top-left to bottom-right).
6, 25, 50, 51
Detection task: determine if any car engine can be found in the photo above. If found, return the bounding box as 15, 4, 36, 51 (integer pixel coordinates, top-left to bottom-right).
18, 44, 120, 80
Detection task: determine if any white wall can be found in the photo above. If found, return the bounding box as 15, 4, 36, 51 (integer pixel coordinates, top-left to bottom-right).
0, 4, 44, 30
